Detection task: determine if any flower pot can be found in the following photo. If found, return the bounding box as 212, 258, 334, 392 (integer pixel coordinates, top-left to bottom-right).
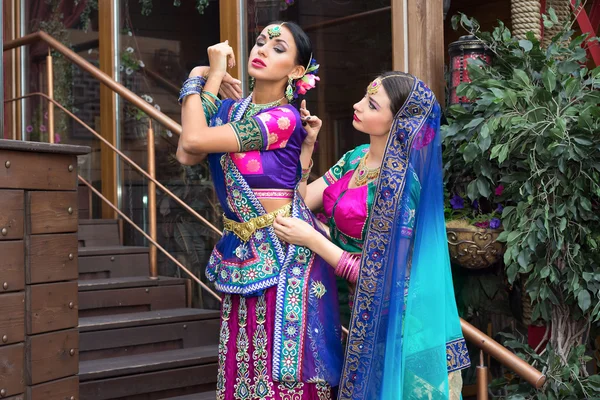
446, 219, 505, 269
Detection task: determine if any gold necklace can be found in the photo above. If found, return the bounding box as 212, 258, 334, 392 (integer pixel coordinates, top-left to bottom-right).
244, 94, 285, 118
353, 152, 380, 186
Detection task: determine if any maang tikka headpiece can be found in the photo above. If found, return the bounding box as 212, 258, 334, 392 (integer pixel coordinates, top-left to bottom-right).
367, 74, 408, 95
268, 23, 284, 40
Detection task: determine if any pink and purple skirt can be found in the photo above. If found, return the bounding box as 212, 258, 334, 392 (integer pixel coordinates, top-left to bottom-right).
215, 287, 334, 400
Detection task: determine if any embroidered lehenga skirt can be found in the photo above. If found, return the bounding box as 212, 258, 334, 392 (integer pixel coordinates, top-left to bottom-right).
207, 152, 344, 400
216, 288, 335, 400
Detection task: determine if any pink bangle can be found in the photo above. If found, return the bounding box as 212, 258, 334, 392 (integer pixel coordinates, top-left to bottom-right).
335, 251, 361, 283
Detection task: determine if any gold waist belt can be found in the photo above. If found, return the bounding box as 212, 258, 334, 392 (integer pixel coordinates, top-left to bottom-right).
223, 203, 292, 242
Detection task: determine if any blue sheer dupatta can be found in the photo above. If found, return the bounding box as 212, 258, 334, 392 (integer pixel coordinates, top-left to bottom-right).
339, 77, 468, 399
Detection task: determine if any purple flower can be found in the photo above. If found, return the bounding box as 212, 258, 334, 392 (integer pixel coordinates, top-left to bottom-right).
490, 218, 501, 229
450, 194, 464, 210
474, 221, 490, 228
495, 204, 504, 213
26, 125, 33, 133
54, 133, 61, 144
495, 185, 504, 196
472, 200, 480, 210
40, 125, 47, 132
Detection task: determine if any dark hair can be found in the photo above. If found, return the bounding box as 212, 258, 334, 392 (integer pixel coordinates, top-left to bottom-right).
379, 71, 414, 116
272, 21, 313, 69
269, 21, 313, 106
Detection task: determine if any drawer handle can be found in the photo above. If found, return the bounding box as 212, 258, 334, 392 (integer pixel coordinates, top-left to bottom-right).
68, 207, 74, 215
4, 161, 10, 169
69, 302, 74, 309
69, 348, 76, 356
1, 228, 7, 236
2, 282, 7, 290
68, 164, 74, 172
69, 253, 74, 260
71, 397, 76, 400
2, 335, 7, 343
0, 388, 6, 397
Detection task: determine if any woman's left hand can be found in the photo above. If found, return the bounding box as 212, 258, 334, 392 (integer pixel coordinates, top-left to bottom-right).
273, 215, 317, 247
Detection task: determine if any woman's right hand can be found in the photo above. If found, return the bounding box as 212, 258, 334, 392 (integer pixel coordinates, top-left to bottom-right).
299, 99, 321, 147
207, 40, 236, 77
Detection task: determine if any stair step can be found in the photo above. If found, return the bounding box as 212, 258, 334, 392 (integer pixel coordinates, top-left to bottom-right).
79, 220, 121, 247
79, 313, 220, 361
78, 246, 149, 256
79, 346, 218, 382
79, 308, 219, 332
162, 392, 216, 400
78, 278, 187, 318
78, 246, 150, 280
79, 276, 187, 291
79, 364, 217, 400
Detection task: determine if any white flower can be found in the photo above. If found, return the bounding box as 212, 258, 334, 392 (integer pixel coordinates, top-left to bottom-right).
166, 130, 173, 137
119, 65, 124, 71
154, 104, 161, 111
141, 95, 153, 103
88, 49, 93, 54
126, 67, 133, 75
126, 47, 134, 53
128, 31, 133, 36
138, 60, 145, 68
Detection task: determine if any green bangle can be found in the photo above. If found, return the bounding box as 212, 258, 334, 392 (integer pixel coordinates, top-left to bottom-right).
203, 90, 221, 105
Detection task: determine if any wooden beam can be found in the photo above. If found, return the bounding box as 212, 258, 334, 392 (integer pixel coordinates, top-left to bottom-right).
392, 0, 445, 107
219, 1, 243, 80
98, 0, 118, 218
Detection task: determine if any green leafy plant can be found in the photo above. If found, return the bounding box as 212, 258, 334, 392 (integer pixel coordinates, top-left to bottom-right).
443, 11, 600, 398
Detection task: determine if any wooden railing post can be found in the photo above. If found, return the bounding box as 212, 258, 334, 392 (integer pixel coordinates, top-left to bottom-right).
46, 50, 54, 144
147, 120, 158, 279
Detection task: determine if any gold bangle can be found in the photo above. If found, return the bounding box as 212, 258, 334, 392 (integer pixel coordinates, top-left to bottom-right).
300, 159, 313, 182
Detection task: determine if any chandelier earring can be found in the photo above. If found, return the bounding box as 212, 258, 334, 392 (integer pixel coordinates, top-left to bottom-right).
285, 76, 295, 102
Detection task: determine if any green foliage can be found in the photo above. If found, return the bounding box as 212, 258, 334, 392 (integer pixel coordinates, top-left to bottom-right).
444, 12, 600, 397
490, 334, 599, 399
444, 14, 600, 323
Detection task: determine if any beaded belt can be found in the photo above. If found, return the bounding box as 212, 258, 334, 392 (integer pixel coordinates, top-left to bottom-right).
223, 203, 292, 242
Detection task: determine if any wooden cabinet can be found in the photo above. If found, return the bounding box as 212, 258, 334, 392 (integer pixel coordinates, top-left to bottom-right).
0, 241, 25, 293
0, 140, 89, 399
27, 234, 78, 284
0, 190, 24, 240
0, 292, 25, 346
0, 344, 25, 397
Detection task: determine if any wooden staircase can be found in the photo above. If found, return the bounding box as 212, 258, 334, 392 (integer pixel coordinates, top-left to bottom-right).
76, 218, 219, 400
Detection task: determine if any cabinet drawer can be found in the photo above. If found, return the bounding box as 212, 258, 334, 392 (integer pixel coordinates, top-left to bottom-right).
0, 241, 25, 292
27, 376, 79, 400
26, 329, 78, 385
27, 191, 78, 234
0, 190, 24, 240
27, 281, 78, 335
0, 292, 25, 346
0, 343, 25, 397
27, 234, 78, 284
0, 150, 78, 191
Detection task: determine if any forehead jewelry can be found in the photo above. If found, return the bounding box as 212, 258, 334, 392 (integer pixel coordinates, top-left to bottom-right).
367, 74, 409, 95
367, 77, 382, 95
267, 24, 284, 40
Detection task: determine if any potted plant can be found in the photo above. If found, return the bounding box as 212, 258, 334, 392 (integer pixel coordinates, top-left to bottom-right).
444, 185, 506, 270
444, 11, 600, 398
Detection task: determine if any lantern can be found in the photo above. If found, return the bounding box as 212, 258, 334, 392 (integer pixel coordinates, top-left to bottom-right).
448, 35, 493, 105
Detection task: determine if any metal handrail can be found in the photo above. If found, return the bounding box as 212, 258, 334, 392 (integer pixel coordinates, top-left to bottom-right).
78, 176, 220, 302
3, 31, 546, 394
3, 31, 181, 135
3, 92, 221, 236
